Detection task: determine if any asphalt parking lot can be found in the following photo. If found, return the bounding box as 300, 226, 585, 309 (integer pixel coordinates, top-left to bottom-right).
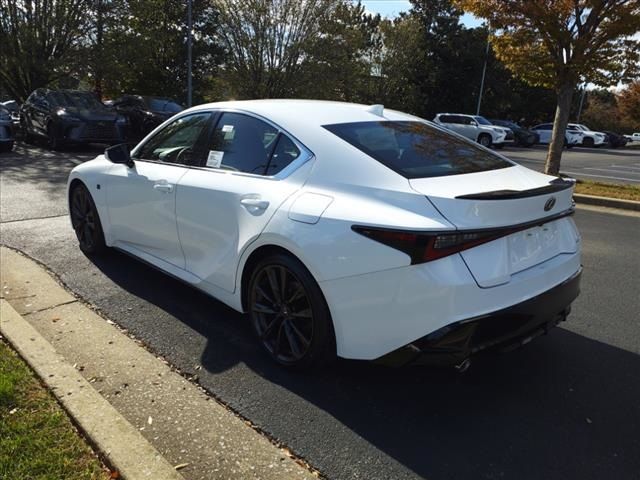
1, 143, 639, 480
501, 144, 640, 184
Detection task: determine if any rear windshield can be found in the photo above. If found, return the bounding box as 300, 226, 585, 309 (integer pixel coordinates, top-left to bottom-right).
323, 121, 513, 179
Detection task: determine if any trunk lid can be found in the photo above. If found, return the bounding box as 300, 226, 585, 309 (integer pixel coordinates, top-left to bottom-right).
409, 165, 579, 287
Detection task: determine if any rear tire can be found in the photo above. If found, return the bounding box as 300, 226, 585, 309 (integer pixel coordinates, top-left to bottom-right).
478, 134, 492, 148
70, 183, 107, 255
248, 253, 336, 370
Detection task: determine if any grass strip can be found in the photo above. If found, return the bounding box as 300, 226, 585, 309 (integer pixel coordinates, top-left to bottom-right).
0, 340, 110, 480
574, 180, 640, 202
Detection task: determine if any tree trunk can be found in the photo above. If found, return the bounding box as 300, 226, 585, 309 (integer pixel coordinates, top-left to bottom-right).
544, 82, 575, 176
94, 0, 104, 100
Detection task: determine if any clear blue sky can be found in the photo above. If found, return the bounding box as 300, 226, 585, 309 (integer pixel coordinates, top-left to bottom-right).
358, 0, 483, 27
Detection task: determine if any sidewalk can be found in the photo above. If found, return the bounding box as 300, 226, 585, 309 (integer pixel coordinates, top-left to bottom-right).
0, 246, 318, 480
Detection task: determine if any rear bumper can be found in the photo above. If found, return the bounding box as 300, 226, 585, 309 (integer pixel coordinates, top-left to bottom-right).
377, 268, 582, 367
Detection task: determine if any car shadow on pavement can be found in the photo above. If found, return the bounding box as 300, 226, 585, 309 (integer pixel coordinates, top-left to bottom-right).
87, 249, 640, 480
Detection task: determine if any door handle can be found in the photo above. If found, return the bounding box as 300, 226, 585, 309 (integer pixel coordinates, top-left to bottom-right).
153, 183, 173, 193
240, 198, 269, 210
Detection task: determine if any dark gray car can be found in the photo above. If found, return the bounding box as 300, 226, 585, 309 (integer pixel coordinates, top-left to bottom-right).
21, 89, 127, 150
0, 105, 14, 152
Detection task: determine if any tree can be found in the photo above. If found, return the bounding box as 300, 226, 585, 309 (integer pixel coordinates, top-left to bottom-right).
617, 81, 640, 130
368, 15, 424, 113
300, 1, 381, 103
96, 0, 224, 104
0, 0, 90, 101
215, 0, 343, 99
454, 0, 640, 175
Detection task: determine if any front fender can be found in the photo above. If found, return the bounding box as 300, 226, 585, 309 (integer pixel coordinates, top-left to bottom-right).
67, 156, 115, 245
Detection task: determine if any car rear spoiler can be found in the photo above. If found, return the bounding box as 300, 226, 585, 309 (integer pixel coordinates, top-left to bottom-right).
455, 178, 574, 200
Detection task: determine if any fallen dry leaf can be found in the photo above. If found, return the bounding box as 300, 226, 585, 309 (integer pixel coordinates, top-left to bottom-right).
174, 463, 190, 470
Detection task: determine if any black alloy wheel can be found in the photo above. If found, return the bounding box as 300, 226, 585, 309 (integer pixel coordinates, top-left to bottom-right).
70, 184, 106, 254
582, 137, 595, 148
248, 254, 335, 369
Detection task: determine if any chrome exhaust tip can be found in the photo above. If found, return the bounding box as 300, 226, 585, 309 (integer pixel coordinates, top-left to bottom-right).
454, 358, 471, 373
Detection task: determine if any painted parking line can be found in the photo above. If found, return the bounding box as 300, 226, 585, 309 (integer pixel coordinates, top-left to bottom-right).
562, 171, 640, 182
609, 164, 640, 170
583, 167, 640, 176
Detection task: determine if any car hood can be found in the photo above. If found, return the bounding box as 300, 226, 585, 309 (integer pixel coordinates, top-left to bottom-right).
60, 107, 117, 121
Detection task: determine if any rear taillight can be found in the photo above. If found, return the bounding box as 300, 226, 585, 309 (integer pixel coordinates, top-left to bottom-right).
352, 226, 519, 264
353, 209, 574, 265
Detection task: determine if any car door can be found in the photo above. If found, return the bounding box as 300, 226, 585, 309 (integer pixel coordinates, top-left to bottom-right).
533, 124, 551, 143
438, 115, 459, 135
176, 111, 312, 293
106, 111, 212, 269
29, 91, 49, 136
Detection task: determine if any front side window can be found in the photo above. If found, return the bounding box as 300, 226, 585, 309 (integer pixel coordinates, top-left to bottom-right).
324, 121, 513, 179
205, 112, 279, 174
134, 113, 211, 164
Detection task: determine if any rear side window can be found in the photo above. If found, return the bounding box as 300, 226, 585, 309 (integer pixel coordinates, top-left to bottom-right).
205, 112, 300, 176
323, 121, 513, 179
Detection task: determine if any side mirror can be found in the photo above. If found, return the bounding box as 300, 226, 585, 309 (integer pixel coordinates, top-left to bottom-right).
470, 120, 478, 126
105, 143, 134, 168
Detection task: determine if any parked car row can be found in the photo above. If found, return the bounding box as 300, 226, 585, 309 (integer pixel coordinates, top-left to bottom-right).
432, 112, 632, 150
0, 89, 185, 152
0, 104, 14, 152
1, 89, 636, 154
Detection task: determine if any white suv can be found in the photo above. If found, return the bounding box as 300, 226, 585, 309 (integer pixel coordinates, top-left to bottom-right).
531, 123, 584, 148
567, 123, 607, 147
433, 113, 510, 148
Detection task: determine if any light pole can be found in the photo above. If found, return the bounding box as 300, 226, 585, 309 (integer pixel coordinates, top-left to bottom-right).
476, 37, 490, 116
576, 83, 587, 123
187, 0, 193, 107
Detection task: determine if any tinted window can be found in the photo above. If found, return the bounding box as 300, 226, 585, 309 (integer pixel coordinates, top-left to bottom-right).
205, 112, 278, 174
324, 121, 513, 179
474, 116, 492, 126
145, 98, 183, 113
265, 134, 301, 175
438, 115, 454, 123
453, 116, 471, 125
135, 113, 210, 164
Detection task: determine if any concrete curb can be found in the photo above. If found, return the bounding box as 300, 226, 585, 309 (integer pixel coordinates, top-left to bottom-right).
0, 246, 318, 480
574, 194, 640, 211
0, 300, 185, 480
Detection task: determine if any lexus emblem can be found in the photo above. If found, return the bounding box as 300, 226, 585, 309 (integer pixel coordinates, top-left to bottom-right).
544, 197, 556, 211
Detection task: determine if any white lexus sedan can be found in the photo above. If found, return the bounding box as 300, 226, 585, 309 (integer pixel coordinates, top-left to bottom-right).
67, 100, 582, 370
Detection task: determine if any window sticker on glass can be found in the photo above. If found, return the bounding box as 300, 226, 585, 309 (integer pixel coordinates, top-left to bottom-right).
222, 125, 235, 140
206, 150, 224, 168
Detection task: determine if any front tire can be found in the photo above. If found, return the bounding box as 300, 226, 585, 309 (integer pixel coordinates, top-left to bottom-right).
582, 137, 595, 148
478, 134, 492, 148
70, 184, 107, 255
46, 123, 62, 151
248, 253, 335, 370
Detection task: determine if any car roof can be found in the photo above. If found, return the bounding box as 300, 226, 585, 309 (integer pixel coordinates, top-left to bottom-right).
186, 99, 419, 148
